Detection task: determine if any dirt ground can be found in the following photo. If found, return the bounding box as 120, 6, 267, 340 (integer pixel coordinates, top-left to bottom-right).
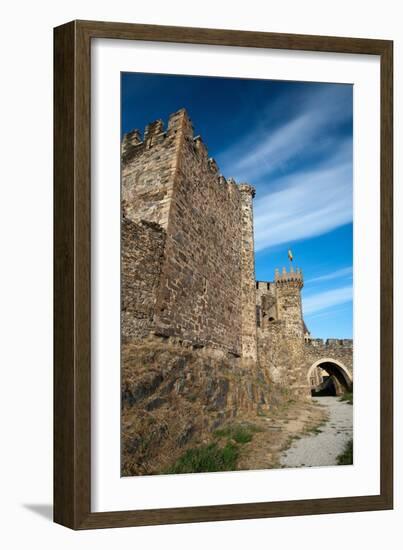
236, 399, 328, 470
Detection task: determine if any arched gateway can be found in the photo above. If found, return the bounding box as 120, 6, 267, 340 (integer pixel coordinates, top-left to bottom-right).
307, 358, 352, 396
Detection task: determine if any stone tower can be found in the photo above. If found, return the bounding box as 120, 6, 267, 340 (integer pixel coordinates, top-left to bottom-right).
255, 266, 310, 398
121, 108, 257, 361
274, 267, 304, 338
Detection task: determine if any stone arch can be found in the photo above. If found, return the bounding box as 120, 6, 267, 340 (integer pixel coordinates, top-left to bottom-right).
307, 357, 353, 395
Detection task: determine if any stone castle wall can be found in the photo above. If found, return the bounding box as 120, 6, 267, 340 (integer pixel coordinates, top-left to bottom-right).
121, 217, 166, 339
257, 323, 309, 397
153, 110, 244, 354
256, 281, 277, 328
122, 109, 257, 357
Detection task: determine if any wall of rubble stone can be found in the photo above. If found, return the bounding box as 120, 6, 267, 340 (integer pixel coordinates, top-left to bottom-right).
257, 322, 310, 398
121, 217, 166, 339
153, 109, 245, 355
256, 281, 277, 328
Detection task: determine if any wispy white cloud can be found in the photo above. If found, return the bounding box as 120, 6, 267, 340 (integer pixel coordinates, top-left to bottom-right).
227, 113, 312, 181
303, 286, 353, 316
305, 266, 353, 285
216, 85, 353, 253
253, 160, 352, 251
217, 85, 352, 183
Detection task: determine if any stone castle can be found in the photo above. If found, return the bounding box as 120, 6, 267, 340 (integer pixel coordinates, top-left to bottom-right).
120, 108, 354, 474
122, 108, 352, 399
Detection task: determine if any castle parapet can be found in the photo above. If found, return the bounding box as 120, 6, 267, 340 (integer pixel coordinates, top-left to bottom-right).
256, 280, 274, 290
306, 338, 324, 347
122, 109, 196, 164
122, 109, 257, 202
326, 338, 353, 348
275, 267, 303, 288
305, 338, 353, 349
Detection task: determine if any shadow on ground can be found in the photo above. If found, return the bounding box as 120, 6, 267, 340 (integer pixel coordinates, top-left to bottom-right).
23, 504, 53, 522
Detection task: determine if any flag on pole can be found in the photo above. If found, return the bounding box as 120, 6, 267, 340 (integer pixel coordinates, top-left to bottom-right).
288, 249, 293, 262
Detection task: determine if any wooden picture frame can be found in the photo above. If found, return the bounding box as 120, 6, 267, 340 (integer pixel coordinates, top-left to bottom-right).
54, 19, 393, 529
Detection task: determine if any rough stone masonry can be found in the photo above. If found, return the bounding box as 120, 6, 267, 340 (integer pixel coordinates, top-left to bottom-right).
122, 108, 353, 402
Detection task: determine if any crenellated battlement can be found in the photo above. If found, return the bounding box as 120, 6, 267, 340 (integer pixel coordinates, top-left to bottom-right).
305, 338, 353, 348
256, 280, 275, 291
122, 108, 250, 200
122, 108, 202, 161
122, 109, 190, 163
274, 266, 303, 288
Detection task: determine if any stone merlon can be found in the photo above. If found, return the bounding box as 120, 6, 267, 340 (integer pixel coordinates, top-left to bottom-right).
274, 267, 303, 287
238, 184, 256, 198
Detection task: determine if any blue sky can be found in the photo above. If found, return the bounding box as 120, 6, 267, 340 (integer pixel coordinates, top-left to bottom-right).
122, 73, 353, 339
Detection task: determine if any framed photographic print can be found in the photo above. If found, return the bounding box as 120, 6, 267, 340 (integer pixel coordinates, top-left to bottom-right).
54, 20, 393, 529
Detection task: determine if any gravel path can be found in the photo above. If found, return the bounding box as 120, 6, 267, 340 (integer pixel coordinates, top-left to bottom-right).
280, 396, 353, 468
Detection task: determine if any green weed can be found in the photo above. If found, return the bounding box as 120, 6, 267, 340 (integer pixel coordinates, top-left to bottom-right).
339, 392, 353, 405
337, 439, 353, 465
214, 423, 262, 444
164, 442, 239, 474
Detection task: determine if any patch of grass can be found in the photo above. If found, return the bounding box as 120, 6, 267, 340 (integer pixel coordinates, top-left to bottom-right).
304, 425, 322, 435
214, 423, 263, 444
337, 439, 353, 465
164, 442, 239, 474
339, 392, 353, 404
